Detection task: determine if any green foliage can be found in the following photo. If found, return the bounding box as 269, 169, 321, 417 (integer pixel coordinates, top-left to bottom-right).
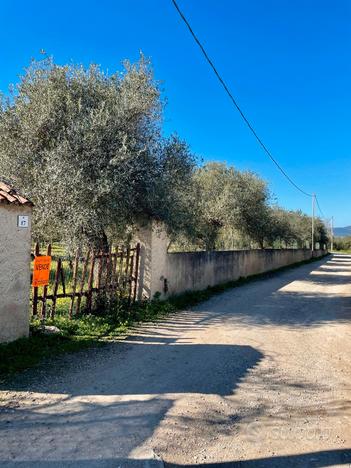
0, 56, 329, 252
0, 56, 195, 248
175, 162, 329, 251
268, 208, 329, 249
0, 295, 178, 379
190, 163, 272, 250
333, 236, 351, 252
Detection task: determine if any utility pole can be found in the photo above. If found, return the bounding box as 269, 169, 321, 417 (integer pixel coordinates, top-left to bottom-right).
330, 216, 334, 251
311, 193, 315, 253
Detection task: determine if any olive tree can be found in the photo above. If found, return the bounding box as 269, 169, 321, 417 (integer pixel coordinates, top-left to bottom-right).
192, 163, 272, 250
0, 56, 195, 248
192, 163, 237, 250
190, 163, 326, 250
229, 170, 272, 248
314, 218, 329, 247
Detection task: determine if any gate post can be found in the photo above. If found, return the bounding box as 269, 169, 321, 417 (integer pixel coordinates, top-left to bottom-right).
0, 183, 33, 343
135, 220, 169, 300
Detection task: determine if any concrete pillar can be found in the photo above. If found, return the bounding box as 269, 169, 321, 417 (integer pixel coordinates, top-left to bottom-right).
0, 204, 32, 343
135, 221, 169, 300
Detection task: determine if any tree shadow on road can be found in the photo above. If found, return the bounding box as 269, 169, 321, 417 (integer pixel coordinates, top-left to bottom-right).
1, 343, 263, 395
0, 342, 263, 464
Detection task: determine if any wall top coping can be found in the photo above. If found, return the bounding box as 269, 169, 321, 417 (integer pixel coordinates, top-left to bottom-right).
168, 248, 321, 256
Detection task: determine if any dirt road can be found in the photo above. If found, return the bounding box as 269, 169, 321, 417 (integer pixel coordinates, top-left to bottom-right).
1, 254, 351, 467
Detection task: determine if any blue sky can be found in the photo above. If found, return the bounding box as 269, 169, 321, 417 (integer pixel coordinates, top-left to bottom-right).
1, 0, 350, 225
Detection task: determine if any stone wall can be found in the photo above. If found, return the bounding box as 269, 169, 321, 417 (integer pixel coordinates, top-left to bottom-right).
137, 222, 328, 299
165, 248, 326, 297
0, 204, 32, 342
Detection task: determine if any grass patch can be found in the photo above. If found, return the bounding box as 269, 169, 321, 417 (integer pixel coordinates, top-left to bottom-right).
0, 252, 328, 380
0, 300, 175, 380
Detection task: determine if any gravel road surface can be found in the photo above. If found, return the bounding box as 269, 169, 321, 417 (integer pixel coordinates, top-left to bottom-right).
1, 254, 351, 467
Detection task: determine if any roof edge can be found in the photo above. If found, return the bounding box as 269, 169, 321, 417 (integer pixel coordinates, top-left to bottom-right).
0, 180, 34, 207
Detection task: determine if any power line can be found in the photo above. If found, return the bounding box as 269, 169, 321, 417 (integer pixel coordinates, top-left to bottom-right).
171, 0, 313, 198
316, 195, 331, 225
315, 196, 326, 219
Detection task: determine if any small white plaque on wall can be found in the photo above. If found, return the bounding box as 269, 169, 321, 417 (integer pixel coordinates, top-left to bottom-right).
17, 215, 29, 228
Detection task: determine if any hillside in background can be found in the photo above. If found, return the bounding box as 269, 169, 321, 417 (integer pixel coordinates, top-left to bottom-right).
334, 226, 351, 237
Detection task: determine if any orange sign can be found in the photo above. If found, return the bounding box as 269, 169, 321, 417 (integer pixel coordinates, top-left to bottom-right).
32, 256, 52, 287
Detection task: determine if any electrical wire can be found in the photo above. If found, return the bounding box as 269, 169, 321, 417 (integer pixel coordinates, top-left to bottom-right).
171, 0, 313, 198
315, 195, 326, 220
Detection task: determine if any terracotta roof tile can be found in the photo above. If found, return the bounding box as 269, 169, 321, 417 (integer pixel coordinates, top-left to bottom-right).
0, 181, 33, 206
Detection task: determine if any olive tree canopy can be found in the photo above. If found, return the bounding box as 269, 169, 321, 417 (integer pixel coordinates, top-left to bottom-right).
0, 56, 196, 248
0, 57, 328, 252
189, 162, 328, 250
192, 163, 272, 249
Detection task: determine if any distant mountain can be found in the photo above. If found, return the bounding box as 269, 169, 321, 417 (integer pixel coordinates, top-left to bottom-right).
334, 226, 351, 237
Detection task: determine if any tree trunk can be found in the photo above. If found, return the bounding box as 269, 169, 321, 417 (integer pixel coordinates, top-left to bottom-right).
85, 230, 110, 314
87, 230, 109, 253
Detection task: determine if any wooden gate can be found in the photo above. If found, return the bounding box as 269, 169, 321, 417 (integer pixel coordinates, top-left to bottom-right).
31, 243, 140, 319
